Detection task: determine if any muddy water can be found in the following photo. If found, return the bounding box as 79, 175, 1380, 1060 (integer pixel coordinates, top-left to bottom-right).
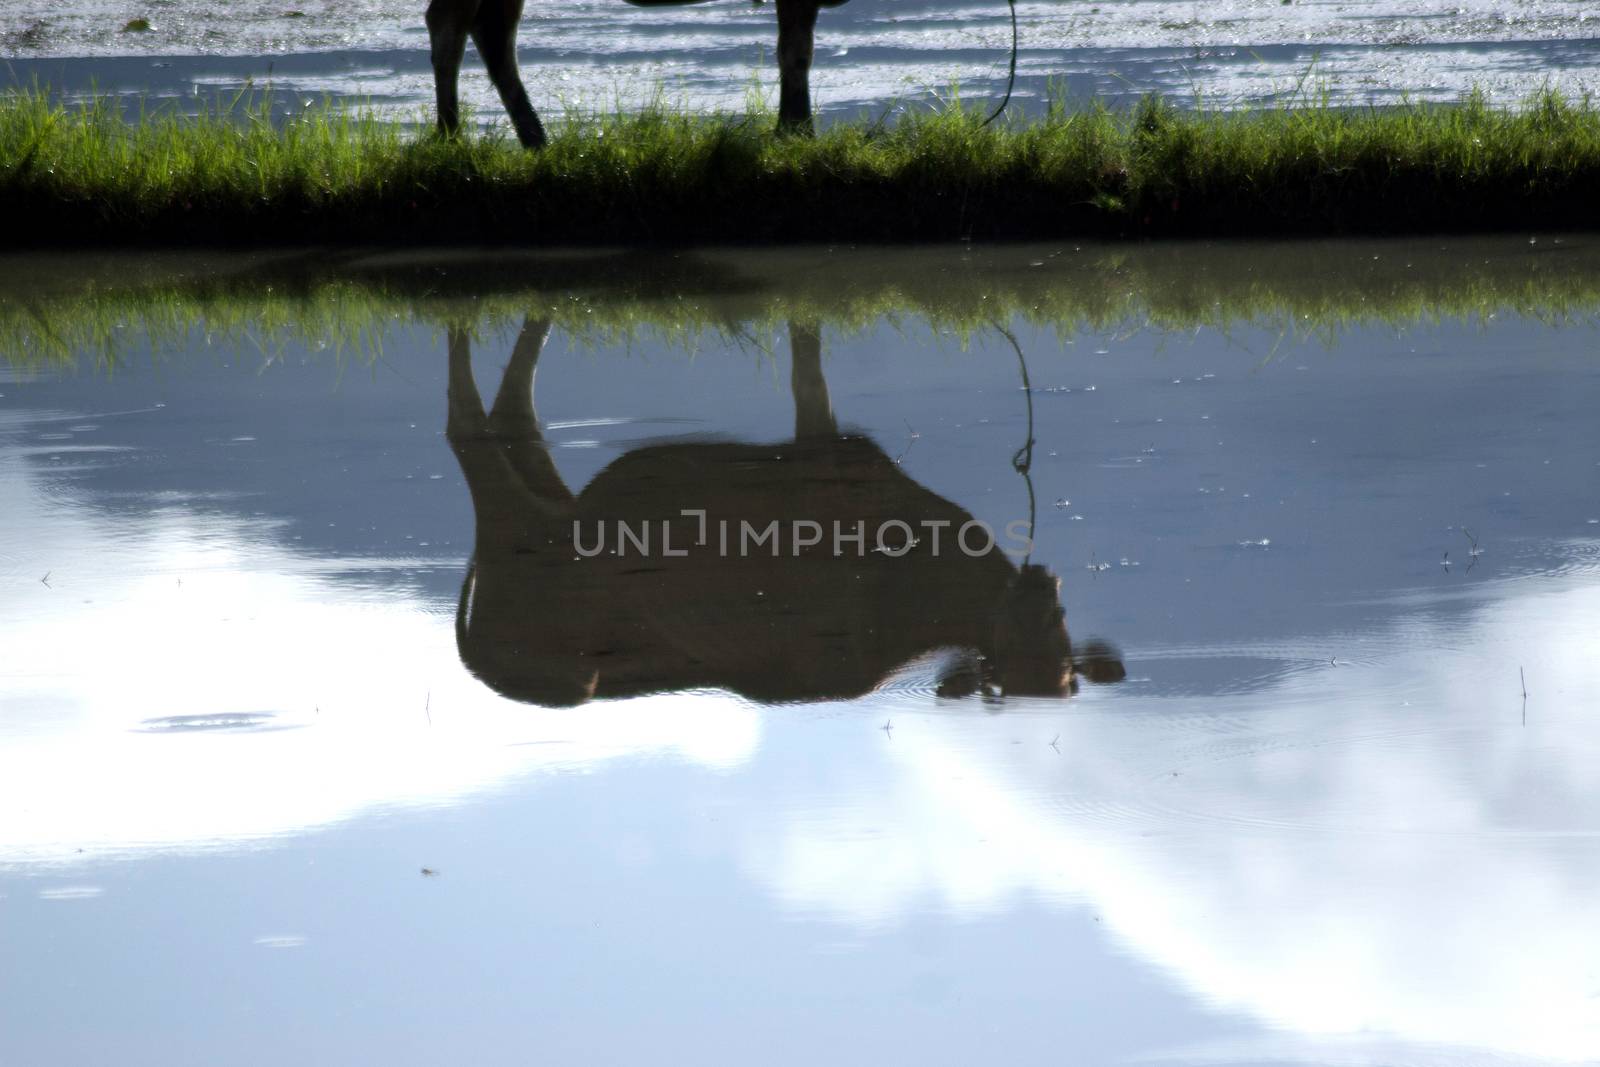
5, 1, 1599, 125
2, 240, 1600, 1065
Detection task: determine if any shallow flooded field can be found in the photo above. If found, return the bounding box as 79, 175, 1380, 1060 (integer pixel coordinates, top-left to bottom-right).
3, 240, 1600, 1065
6, 0, 1600, 124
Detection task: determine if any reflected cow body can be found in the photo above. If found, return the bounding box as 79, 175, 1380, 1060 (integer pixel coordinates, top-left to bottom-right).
425, 0, 850, 148
447, 318, 1122, 706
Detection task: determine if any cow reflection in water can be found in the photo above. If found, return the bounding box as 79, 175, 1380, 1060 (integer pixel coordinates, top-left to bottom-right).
446, 318, 1124, 707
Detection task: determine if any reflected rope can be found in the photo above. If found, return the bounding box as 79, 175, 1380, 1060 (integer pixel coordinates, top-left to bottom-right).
993, 320, 1036, 564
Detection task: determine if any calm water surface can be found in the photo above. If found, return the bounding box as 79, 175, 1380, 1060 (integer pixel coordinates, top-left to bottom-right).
5, 1, 1600, 124
2, 241, 1600, 1065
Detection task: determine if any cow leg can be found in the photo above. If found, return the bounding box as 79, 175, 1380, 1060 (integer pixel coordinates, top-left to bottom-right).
426, 0, 479, 138
775, 0, 820, 134
472, 0, 547, 149
789, 319, 836, 439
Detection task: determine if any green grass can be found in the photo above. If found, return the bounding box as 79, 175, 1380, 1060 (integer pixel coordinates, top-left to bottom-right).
3, 87, 1600, 245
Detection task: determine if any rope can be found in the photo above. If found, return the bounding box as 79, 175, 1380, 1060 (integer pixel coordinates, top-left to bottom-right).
982, 0, 1020, 127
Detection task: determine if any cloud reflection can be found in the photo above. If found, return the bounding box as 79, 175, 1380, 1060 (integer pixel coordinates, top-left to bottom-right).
746, 576, 1600, 1062
0, 458, 758, 867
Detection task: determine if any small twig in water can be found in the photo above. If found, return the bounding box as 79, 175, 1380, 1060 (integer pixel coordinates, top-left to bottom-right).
425, 691, 432, 726
1440, 550, 1450, 573
420, 867, 438, 877
39, 571, 51, 587
1463, 527, 1483, 573
872, 536, 920, 554
1049, 733, 1060, 753
1521, 665, 1528, 726
881, 718, 894, 738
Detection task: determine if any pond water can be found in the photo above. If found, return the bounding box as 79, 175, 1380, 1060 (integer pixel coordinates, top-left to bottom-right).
3, 239, 1600, 1065
5, 0, 1599, 126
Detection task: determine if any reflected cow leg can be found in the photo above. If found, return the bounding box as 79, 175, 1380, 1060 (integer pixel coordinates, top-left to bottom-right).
446, 318, 574, 536
486, 317, 575, 511
486, 317, 551, 436
445, 323, 488, 437
789, 319, 837, 439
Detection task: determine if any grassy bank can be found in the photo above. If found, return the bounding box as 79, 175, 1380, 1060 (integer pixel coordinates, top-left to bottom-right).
3, 89, 1600, 245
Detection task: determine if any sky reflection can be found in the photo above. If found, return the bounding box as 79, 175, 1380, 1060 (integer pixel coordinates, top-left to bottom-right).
3, 255, 1600, 1064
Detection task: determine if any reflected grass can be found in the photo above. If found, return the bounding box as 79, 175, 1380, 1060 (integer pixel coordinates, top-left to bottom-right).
3, 87, 1600, 245
3, 239, 1600, 369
